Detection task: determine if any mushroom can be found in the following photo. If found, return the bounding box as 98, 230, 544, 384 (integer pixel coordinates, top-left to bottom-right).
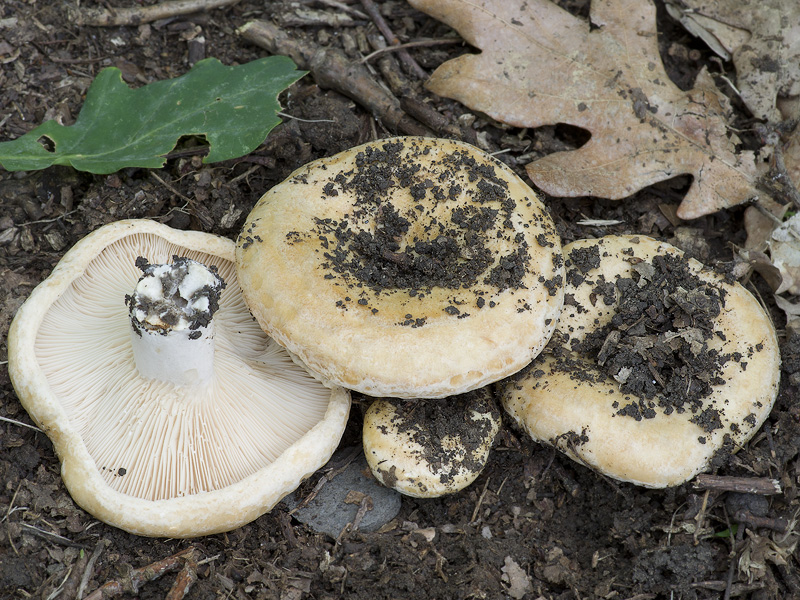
500, 235, 781, 488
236, 136, 564, 398
362, 389, 501, 497
8, 219, 350, 537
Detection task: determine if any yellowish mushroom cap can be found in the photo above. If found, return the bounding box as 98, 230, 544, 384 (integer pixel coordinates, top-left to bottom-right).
501, 235, 780, 488
363, 389, 501, 497
236, 137, 564, 398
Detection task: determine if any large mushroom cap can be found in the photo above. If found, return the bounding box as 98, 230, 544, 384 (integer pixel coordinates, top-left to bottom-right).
236, 136, 564, 398
501, 235, 781, 488
8, 219, 350, 537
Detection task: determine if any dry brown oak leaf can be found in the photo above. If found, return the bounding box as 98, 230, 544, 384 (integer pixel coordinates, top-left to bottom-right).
409, 0, 763, 219
667, 0, 800, 123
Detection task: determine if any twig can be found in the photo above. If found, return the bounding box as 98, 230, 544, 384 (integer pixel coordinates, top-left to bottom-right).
84, 547, 199, 600
19, 208, 81, 227
693, 474, 782, 495
20, 523, 89, 549
277, 111, 336, 123
365, 28, 411, 97
336, 494, 373, 542
238, 20, 433, 137
4, 483, 22, 556
361, 38, 462, 64
723, 506, 740, 600
0, 415, 42, 433
150, 172, 191, 203
734, 510, 789, 533
318, 0, 369, 19
78, 541, 108, 600
470, 477, 491, 524
576, 218, 624, 226
400, 96, 464, 139
694, 489, 710, 546
351, 495, 374, 532
69, 0, 241, 27
164, 551, 198, 600
358, 0, 428, 80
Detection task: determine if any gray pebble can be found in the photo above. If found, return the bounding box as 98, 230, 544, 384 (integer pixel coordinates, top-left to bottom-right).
283, 451, 402, 538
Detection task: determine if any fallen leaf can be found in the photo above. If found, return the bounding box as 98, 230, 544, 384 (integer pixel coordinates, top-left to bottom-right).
501, 556, 532, 599
775, 294, 800, 334
409, 0, 765, 219
666, 0, 800, 122
0, 56, 305, 174
736, 248, 783, 292
664, 2, 750, 63
769, 213, 800, 294
784, 126, 800, 189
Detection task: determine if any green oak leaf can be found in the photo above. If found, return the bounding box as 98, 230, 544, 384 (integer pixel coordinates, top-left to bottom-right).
0, 56, 305, 173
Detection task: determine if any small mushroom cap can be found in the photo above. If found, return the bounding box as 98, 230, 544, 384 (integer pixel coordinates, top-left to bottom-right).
236, 137, 564, 398
363, 389, 501, 497
8, 219, 350, 537
501, 235, 781, 488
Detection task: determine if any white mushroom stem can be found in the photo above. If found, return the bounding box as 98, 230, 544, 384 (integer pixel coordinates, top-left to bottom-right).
127, 257, 226, 386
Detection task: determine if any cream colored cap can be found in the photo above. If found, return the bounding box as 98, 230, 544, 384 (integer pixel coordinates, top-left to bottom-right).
8, 219, 350, 537
501, 235, 780, 487
363, 389, 501, 497
236, 136, 564, 398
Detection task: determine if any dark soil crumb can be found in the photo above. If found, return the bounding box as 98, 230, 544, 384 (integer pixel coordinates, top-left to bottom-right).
574, 252, 732, 430
306, 139, 542, 316
566, 243, 601, 274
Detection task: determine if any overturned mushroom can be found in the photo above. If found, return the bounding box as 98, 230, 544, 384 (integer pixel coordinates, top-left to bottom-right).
236, 136, 564, 398
501, 235, 780, 488
8, 219, 350, 537
363, 389, 501, 497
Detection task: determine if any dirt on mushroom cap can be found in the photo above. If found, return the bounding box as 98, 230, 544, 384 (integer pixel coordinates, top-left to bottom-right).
236, 136, 564, 398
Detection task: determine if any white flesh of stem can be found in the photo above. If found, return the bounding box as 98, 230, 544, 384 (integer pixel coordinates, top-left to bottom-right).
128, 258, 224, 386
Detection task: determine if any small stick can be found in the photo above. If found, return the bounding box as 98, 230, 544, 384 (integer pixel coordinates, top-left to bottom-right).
693, 474, 782, 496
351, 494, 374, 532
361, 38, 462, 64
77, 541, 108, 600
0, 415, 42, 433
358, 0, 428, 80
733, 509, 789, 533
693, 489, 710, 546
69, 0, 240, 27
4, 483, 22, 556
20, 523, 89, 549
400, 96, 464, 139
164, 552, 198, 600
238, 20, 433, 137
365, 29, 411, 97
469, 477, 491, 523
84, 547, 199, 600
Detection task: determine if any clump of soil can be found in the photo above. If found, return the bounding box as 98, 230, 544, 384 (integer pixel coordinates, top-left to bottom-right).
314, 140, 530, 295
571, 250, 735, 432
